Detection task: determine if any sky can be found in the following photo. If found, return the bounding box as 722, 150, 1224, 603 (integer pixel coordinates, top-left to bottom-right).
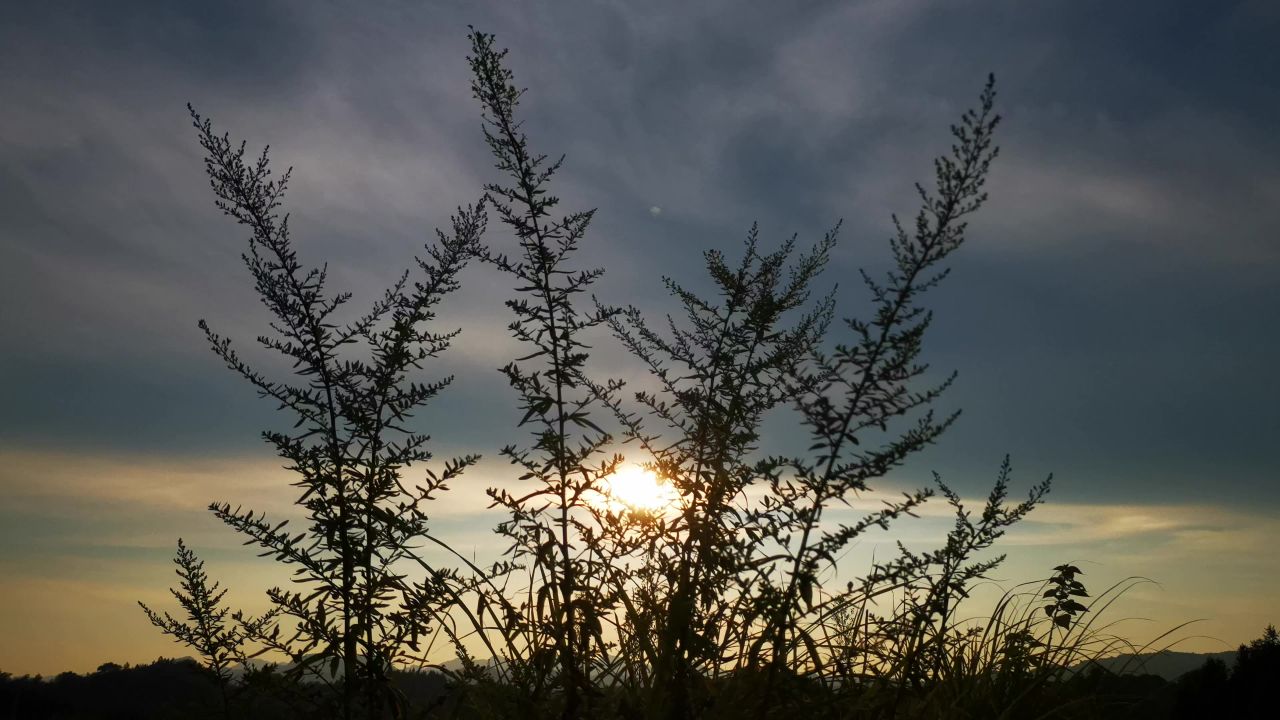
1, 0, 1278, 676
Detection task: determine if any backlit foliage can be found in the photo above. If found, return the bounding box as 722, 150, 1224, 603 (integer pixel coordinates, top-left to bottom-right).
136, 28, 1166, 720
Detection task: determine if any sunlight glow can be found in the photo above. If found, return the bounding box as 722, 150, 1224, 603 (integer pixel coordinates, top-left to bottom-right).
598, 465, 678, 515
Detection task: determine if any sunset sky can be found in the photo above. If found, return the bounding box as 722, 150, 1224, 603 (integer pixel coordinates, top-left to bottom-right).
2, 0, 1278, 676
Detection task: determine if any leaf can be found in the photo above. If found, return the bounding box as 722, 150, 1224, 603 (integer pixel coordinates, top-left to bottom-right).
799, 574, 814, 611
1062, 600, 1089, 614
799, 628, 823, 673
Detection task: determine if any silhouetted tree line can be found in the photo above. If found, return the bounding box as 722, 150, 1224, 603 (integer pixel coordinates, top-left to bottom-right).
1168, 624, 1280, 719
0, 658, 449, 720
4, 626, 1275, 719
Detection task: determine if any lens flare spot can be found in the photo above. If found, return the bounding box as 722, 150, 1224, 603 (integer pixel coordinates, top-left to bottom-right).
600, 465, 677, 515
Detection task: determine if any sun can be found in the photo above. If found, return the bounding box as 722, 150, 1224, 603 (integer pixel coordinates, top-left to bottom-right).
598, 465, 678, 515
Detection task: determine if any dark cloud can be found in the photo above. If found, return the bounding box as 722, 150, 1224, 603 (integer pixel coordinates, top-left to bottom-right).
1, 0, 1277, 513
1, 0, 314, 98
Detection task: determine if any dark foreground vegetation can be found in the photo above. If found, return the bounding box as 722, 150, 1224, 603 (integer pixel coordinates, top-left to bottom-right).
2, 627, 1277, 719
11, 26, 1260, 720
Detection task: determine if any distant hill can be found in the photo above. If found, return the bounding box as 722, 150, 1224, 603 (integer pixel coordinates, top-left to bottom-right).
1077, 650, 1237, 681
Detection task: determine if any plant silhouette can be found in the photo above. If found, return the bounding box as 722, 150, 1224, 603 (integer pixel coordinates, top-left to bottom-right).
168, 104, 486, 719
140, 539, 268, 716
131, 28, 1194, 720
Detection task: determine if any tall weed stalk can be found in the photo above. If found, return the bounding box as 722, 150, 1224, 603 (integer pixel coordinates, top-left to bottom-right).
176, 106, 485, 719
